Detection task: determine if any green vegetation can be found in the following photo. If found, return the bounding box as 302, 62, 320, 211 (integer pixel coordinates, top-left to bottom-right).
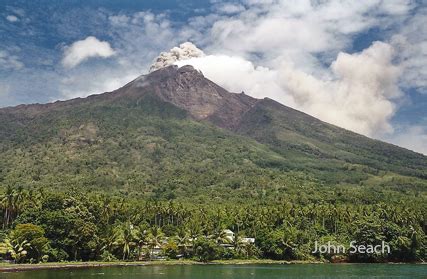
0, 186, 425, 263
0, 94, 426, 201
0, 92, 426, 264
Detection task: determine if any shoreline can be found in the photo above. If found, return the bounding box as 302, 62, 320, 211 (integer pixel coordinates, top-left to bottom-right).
0, 259, 319, 272
0, 259, 424, 273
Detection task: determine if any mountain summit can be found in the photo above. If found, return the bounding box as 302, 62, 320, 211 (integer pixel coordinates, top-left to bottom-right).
0, 65, 426, 198
119, 65, 258, 129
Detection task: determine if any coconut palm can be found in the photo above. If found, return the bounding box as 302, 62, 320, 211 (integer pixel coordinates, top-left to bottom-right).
147, 226, 164, 259
1, 186, 15, 229
175, 227, 189, 256
232, 230, 244, 254
114, 221, 137, 260
14, 185, 25, 215
101, 228, 117, 254
134, 224, 149, 259
187, 219, 201, 254
211, 226, 229, 245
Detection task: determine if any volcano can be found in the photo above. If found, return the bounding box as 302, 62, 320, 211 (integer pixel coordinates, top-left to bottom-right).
0, 65, 426, 198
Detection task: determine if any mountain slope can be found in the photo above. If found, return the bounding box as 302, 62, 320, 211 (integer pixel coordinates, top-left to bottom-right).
235, 98, 427, 180
0, 65, 426, 200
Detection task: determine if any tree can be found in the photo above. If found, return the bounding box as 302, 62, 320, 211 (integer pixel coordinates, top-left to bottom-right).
231, 230, 245, 257
175, 227, 190, 257
194, 238, 220, 262
3, 238, 31, 263
350, 217, 386, 262
147, 226, 164, 259
114, 221, 137, 260
8, 223, 50, 262
256, 227, 298, 260
187, 219, 201, 255
211, 227, 229, 245
1, 185, 15, 229
14, 185, 26, 217
134, 223, 149, 259
163, 239, 179, 259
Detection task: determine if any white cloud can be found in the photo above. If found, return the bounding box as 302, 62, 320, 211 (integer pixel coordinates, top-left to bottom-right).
6, 15, 19, 22
175, 54, 292, 104
379, 0, 416, 15
59, 69, 137, 100
169, 41, 400, 137
2, 1, 426, 154
56, 11, 183, 102
278, 42, 401, 136
61, 36, 116, 68
0, 50, 24, 70
107, 11, 183, 69
214, 3, 246, 14
204, 0, 412, 64
391, 6, 427, 94
108, 14, 131, 26
168, 0, 421, 145
387, 125, 427, 155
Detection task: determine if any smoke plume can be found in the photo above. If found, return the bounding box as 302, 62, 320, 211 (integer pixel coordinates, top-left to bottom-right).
149, 42, 205, 72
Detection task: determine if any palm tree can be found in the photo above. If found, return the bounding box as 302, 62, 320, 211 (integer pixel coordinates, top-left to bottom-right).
175, 227, 189, 256
26, 188, 39, 209
231, 230, 244, 256
114, 221, 136, 260
147, 226, 164, 260
134, 224, 149, 259
14, 185, 25, 214
281, 226, 298, 259
1, 186, 15, 229
187, 219, 201, 255
211, 227, 229, 245
101, 228, 117, 254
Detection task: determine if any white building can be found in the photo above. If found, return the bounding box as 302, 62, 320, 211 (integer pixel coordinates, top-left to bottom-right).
222, 229, 255, 246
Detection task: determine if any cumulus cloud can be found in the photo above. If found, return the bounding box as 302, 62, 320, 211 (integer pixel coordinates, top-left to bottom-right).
56, 11, 184, 102
6, 15, 19, 22
61, 36, 116, 68
203, 0, 412, 66
150, 42, 205, 72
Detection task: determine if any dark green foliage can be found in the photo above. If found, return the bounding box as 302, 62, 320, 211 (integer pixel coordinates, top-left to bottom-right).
9, 223, 49, 262
0, 88, 426, 263
163, 240, 179, 259
194, 238, 221, 262
0, 187, 425, 263
236, 100, 427, 180
0, 92, 425, 199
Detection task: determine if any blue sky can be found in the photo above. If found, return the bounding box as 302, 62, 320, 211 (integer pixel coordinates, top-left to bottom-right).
0, 0, 426, 154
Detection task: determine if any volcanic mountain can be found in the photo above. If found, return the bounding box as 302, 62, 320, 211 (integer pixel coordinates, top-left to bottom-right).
0, 65, 426, 199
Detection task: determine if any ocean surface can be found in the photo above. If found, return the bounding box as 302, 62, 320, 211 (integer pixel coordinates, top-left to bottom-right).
1, 264, 426, 279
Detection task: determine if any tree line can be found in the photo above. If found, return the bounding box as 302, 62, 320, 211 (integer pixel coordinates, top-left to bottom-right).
0, 185, 425, 263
